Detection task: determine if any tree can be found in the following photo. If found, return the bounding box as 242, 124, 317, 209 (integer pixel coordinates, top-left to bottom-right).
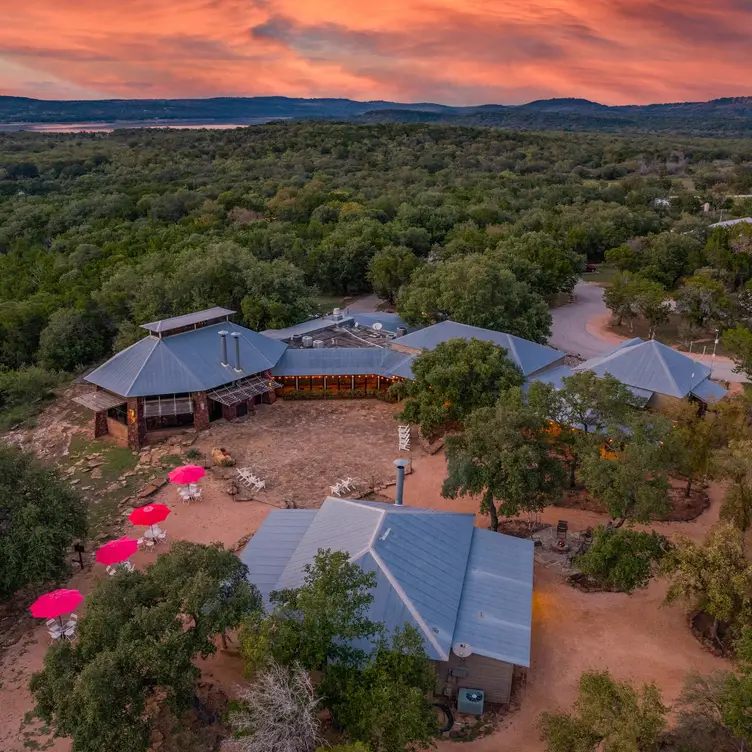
442, 386, 567, 531
723, 326, 752, 378
713, 440, 752, 531
367, 245, 421, 304
241, 549, 380, 674
537, 372, 634, 488
322, 626, 439, 752
676, 274, 732, 329
223, 663, 323, 752
666, 400, 717, 497
633, 279, 671, 338
397, 254, 552, 343
575, 527, 669, 593
603, 272, 640, 328
492, 232, 584, 295
538, 671, 668, 752
30, 543, 260, 752
0, 444, 86, 599
38, 308, 112, 371
580, 415, 672, 527
662, 522, 752, 645
391, 337, 523, 439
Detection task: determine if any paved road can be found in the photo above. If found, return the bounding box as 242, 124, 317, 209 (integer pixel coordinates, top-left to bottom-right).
550, 281, 612, 359
550, 281, 746, 383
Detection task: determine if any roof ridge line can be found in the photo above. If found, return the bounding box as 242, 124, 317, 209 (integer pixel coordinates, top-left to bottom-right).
652, 341, 683, 396
369, 548, 448, 661
233, 326, 274, 370
126, 337, 160, 395
157, 339, 209, 392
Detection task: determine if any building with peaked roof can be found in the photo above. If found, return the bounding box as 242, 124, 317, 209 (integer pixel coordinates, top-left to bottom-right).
530, 338, 727, 408
390, 321, 566, 377
240, 496, 534, 704
709, 217, 752, 229
74, 306, 569, 449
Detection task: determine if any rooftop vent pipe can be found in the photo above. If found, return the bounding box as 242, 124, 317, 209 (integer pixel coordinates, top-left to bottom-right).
394, 459, 409, 506
219, 331, 229, 366
231, 332, 242, 372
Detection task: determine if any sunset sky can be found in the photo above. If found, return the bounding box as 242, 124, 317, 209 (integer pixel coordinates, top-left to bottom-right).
0, 0, 751, 105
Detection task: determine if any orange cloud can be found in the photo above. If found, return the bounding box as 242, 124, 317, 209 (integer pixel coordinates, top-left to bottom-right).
0, 0, 750, 104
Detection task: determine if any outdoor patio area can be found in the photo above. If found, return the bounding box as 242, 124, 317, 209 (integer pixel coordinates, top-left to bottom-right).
191, 399, 416, 509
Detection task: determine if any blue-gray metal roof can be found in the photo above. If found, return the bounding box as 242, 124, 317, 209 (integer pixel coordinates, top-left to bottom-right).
261, 316, 355, 341
349, 312, 410, 334
85, 322, 287, 397
391, 321, 565, 376
238, 510, 317, 604
574, 338, 711, 399
454, 528, 534, 667
271, 347, 416, 380
141, 307, 234, 333
691, 378, 728, 404
525, 364, 574, 391
710, 217, 752, 228
241, 497, 534, 665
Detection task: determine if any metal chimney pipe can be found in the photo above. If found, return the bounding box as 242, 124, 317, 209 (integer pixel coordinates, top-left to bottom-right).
218, 331, 228, 366
231, 332, 241, 372
394, 459, 409, 506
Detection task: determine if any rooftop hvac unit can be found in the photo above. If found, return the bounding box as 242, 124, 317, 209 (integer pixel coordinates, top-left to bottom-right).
457, 688, 485, 716
332, 307, 342, 320
313, 340, 324, 349
302, 336, 313, 348
291, 334, 300, 343
395, 326, 407, 338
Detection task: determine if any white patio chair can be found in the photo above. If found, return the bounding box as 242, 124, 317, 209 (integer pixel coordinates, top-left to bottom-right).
188, 483, 199, 495
254, 480, 265, 491
48, 627, 63, 641
45, 618, 58, 629
330, 483, 342, 497
63, 623, 77, 640
155, 530, 167, 542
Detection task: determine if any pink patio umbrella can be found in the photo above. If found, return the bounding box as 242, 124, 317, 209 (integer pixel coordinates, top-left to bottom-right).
129, 503, 171, 540
30, 588, 83, 628
95, 537, 139, 567
168, 465, 206, 485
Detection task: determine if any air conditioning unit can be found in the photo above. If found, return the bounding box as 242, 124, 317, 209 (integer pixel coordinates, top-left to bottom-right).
457, 688, 485, 716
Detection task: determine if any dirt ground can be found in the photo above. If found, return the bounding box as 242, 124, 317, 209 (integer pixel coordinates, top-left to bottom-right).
0, 400, 736, 752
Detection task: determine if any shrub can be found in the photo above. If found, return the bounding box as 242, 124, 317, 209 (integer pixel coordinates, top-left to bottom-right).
0, 444, 87, 599
575, 527, 669, 593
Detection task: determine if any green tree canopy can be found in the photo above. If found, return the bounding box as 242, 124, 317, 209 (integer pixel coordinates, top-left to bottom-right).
37, 307, 112, 371
662, 522, 752, 643
321, 626, 439, 752
575, 527, 669, 593
397, 254, 552, 343
30, 542, 260, 752
0, 444, 86, 599
539, 671, 668, 752
580, 415, 673, 527
391, 337, 524, 439
713, 439, 752, 531
442, 385, 567, 531
241, 549, 380, 674
367, 245, 421, 304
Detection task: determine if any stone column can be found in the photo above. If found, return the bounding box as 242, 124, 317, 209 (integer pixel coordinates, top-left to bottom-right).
126, 397, 146, 450
221, 402, 239, 422
192, 391, 210, 431
93, 410, 108, 439
264, 370, 278, 404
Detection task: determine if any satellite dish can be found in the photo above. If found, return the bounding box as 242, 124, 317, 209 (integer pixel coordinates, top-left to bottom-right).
372, 322, 383, 331
453, 642, 473, 658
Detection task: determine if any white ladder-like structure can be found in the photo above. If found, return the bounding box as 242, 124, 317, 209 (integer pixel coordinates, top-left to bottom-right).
398, 425, 411, 451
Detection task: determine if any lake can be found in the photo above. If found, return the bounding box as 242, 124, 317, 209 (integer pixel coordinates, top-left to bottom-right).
0, 118, 288, 133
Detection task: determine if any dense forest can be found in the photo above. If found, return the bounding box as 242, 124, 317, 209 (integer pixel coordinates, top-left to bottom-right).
3, 95, 752, 137
1, 121, 752, 420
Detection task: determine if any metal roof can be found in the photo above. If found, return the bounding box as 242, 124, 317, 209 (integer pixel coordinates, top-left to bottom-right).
242, 497, 534, 665
691, 378, 728, 404
262, 312, 411, 341
391, 321, 565, 377
453, 528, 534, 666
238, 510, 317, 603
271, 347, 416, 380
71, 390, 126, 412
525, 364, 574, 391
141, 307, 235, 334
709, 217, 752, 228
574, 338, 711, 399
85, 322, 287, 398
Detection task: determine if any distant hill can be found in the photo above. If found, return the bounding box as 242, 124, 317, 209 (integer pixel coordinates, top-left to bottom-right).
1, 94, 752, 136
